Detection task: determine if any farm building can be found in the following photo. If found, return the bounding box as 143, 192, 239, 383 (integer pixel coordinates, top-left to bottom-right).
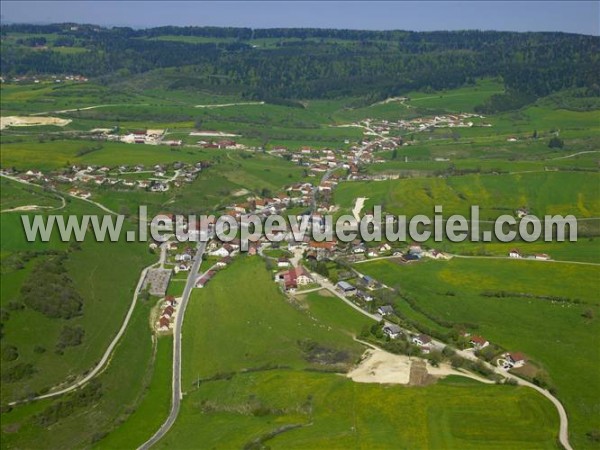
336, 281, 356, 296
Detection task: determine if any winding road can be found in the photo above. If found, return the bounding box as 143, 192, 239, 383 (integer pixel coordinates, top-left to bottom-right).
7, 242, 168, 406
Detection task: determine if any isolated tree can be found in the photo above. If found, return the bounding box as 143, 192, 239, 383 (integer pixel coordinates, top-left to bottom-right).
427, 350, 442, 367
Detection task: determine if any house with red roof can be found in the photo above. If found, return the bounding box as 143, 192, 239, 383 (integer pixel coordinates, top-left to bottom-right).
158, 316, 170, 331
506, 352, 527, 368
469, 335, 489, 350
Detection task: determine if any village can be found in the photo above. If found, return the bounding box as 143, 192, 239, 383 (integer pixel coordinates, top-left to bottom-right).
0, 110, 543, 380
146, 218, 532, 376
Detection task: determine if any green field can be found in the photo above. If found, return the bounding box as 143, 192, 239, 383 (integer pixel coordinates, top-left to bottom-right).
150, 257, 562, 448
157, 369, 559, 450
181, 257, 368, 385
335, 171, 600, 218
95, 336, 173, 449
358, 258, 600, 448
1, 295, 159, 448
1, 178, 154, 403
1, 72, 598, 449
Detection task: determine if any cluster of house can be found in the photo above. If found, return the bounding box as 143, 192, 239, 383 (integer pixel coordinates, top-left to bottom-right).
380, 318, 435, 354
508, 249, 551, 261
359, 113, 489, 135
462, 332, 528, 370
194, 242, 242, 288
0, 74, 88, 84
269, 144, 385, 180
198, 138, 243, 150
169, 242, 195, 273
90, 128, 182, 147
157, 296, 178, 331
1, 161, 208, 195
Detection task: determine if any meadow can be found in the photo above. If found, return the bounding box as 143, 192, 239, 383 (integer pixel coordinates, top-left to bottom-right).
155, 257, 560, 449
359, 258, 600, 449
0, 295, 160, 449
1, 179, 154, 403
335, 171, 600, 218
180, 257, 369, 386
1, 74, 598, 449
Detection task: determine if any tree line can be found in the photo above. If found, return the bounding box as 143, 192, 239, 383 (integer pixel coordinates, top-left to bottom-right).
2, 24, 598, 102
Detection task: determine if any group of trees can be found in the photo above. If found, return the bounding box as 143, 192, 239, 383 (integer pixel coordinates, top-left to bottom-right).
2, 25, 598, 103
20, 254, 83, 319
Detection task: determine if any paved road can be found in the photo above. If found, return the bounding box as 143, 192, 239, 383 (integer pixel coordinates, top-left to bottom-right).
139, 238, 208, 449
309, 272, 573, 450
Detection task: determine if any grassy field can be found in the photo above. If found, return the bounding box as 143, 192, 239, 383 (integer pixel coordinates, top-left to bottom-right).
335, 171, 600, 218
1, 76, 597, 449
0, 179, 154, 403
95, 336, 173, 449
181, 257, 368, 386
358, 258, 600, 449
0, 176, 63, 210
0, 295, 159, 448
157, 369, 558, 450
151, 257, 561, 449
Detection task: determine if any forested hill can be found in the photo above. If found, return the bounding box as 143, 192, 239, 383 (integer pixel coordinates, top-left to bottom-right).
1, 24, 599, 102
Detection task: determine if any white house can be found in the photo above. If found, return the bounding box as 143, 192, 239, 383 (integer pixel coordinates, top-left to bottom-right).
209, 247, 230, 257
377, 305, 394, 316
277, 258, 291, 268
508, 249, 522, 258
383, 324, 402, 339
412, 334, 432, 347
469, 335, 489, 350
379, 243, 391, 253
505, 352, 527, 368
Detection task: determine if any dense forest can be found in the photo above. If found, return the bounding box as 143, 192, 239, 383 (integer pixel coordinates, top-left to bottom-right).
1, 24, 599, 102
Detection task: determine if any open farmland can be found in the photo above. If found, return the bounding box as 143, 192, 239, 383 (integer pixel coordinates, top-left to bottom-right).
358, 258, 600, 449
1, 20, 598, 450
335, 171, 600, 218
152, 257, 561, 449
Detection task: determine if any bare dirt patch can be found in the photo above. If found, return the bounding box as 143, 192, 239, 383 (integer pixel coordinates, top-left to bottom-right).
347, 349, 412, 384
347, 348, 489, 386
409, 359, 438, 386
1, 205, 54, 213
0, 116, 72, 130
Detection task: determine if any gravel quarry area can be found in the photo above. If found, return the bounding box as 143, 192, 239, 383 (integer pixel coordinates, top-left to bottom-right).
347, 348, 490, 386
0, 116, 72, 130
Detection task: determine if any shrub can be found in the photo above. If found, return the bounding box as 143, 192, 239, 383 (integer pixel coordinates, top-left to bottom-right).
21, 254, 83, 319
1, 362, 36, 383
1, 345, 19, 362
56, 325, 85, 351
